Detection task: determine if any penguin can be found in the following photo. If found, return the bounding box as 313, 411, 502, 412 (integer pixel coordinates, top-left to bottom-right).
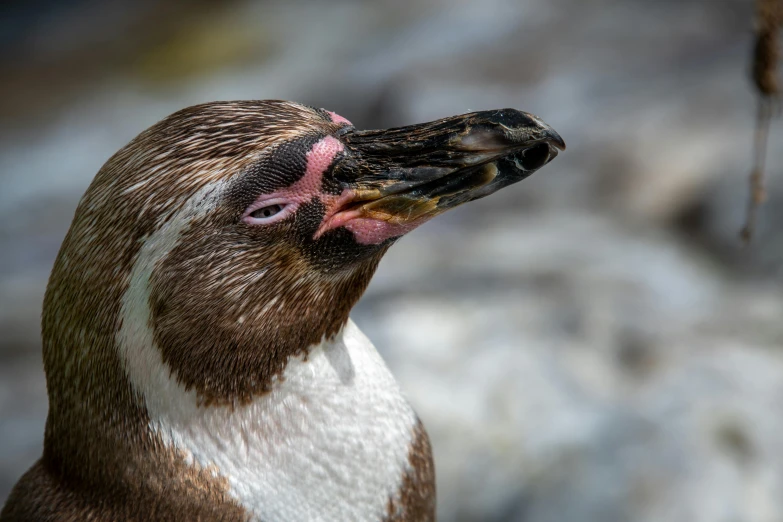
1, 100, 563, 522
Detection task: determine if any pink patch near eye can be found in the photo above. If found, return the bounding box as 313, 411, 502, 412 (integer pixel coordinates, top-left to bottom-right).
243, 135, 345, 225
304, 136, 344, 190
327, 111, 352, 126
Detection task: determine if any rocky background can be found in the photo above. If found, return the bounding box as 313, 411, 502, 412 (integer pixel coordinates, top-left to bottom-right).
2, 0, 783, 520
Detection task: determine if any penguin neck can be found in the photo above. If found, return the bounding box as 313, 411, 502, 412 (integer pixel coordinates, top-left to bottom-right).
42, 174, 419, 518
126, 319, 419, 521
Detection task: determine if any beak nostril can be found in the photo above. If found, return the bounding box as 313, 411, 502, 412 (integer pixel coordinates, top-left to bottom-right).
515, 143, 551, 171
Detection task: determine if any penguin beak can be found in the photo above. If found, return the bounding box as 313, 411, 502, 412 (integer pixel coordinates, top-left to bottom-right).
329, 109, 564, 227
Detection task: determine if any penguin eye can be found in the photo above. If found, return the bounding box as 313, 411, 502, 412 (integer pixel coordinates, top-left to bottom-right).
243, 200, 293, 225
251, 204, 283, 219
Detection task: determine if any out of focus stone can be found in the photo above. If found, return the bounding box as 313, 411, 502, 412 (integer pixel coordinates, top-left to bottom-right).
357, 213, 783, 522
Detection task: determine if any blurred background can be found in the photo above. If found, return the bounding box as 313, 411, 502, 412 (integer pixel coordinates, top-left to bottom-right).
2, 0, 783, 520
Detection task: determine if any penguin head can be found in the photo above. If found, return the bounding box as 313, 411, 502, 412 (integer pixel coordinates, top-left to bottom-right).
45, 100, 564, 406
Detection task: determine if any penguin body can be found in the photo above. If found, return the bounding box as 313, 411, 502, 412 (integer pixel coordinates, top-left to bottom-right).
1, 100, 562, 521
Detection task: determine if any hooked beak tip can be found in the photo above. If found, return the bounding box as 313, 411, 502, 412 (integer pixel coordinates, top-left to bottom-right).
545, 128, 566, 151
505, 112, 565, 152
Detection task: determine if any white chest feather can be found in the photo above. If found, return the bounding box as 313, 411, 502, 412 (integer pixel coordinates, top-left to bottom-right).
116, 185, 417, 521
133, 321, 416, 521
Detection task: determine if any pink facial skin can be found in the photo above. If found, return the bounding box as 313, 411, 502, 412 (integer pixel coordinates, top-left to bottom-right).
317, 189, 433, 245
343, 217, 430, 244
327, 111, 352, 126
244, 133, 427, 245
243, 136, 344, 224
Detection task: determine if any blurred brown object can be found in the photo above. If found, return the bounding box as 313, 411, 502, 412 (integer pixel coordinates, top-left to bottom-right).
753, 0, 782, 96
741, 0, 782, 243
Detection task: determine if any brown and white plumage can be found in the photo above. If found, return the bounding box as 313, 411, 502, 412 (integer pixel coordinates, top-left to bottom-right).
0, 100, 562, 521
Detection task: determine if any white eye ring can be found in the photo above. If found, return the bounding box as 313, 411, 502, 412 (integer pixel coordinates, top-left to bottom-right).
243, 199, 294, 225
